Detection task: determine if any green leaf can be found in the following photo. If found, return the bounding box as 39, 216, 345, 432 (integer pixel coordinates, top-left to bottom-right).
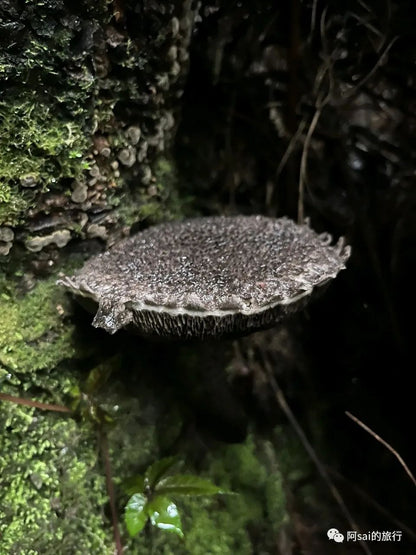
155, 475, 227, 497
147, 496, 184, 539
122, 474, 145, 496
124, 493, 148, 537
145, 456, 180, 489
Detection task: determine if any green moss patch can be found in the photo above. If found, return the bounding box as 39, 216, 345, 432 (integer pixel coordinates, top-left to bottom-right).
0, 182, 29, 226
0, 273, 114, 554
0, 97, 90, 225
0, 402, 111, 555
0, 278, 75, 374
0, 98, 89, 181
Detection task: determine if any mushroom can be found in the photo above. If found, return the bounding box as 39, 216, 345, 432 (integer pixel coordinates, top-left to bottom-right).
58, 215, 350, 339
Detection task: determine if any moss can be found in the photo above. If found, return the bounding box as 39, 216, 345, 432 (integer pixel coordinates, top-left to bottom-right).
0, 401, 111, 555
0, 274, 111, 552
205, 434, 287, 540
0, 97, 90, 225
182, 498, 252, 555
216, 437, 268, 488
137, 199, 166, 221
273, 425, 320, 511
0, 182, 29, 226
0, 0, 104, 227
265, 471, 286, 528
0, 277, 75, 374
0, 98, 89, 180
0, 271, 113, 553
0, 275, 287, 554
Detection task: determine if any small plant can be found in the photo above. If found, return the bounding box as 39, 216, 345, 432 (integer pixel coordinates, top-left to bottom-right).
123, 457, 227, 539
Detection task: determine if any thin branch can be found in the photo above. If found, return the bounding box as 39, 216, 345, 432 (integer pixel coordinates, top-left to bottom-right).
341, 36, 398, 98
310, 0, 318, 37
345, 411, 416, 488
298, 88, 330, 225
298, 104, 322, 224
327, 466, 416, 540
100, 429, 123, 555
0, 392, 72, 414
275, 119, 306, 180
261, 355, 372, 555
297, 8, 333, 225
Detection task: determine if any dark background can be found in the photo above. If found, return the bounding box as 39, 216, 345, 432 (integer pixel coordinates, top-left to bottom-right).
174, 1, 416, 552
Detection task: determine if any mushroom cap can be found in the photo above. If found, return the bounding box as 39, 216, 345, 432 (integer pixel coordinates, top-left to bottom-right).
58, 215, 350, 339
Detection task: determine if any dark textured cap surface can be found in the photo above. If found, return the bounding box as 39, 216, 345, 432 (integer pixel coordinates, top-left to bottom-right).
58, 215, 350, 338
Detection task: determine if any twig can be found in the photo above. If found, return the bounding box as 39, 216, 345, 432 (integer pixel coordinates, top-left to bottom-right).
327, 466, 416, 540
298, 103, 323, 224
341, 36, 398, 98
310, 0, 318, 37
0, 392, 72, 413
261, 355, 372, 555
100, 429, 123, 555
297, 7, 333, 224
345, 411, 416, 488
275, 119, 307, 181
298, 87, 330, 224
